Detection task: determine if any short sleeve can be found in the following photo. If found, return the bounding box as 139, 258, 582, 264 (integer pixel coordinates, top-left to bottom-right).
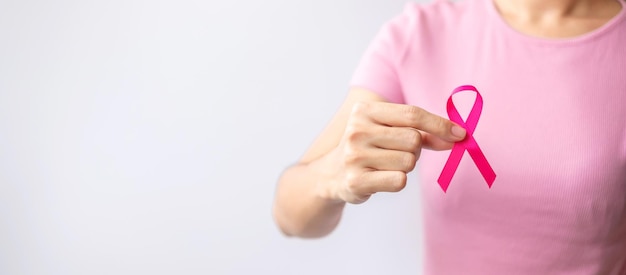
350, 5, 414, 104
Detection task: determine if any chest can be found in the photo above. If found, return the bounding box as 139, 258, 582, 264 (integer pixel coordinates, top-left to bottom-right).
401, 42, 626, 240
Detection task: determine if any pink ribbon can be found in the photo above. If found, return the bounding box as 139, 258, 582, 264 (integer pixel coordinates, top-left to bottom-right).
438, 85, 496, 192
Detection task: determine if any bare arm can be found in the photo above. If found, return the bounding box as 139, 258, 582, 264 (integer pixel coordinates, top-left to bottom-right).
272, 87, 467, 238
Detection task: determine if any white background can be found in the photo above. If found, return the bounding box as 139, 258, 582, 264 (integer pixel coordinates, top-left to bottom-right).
0, 0, 428, 274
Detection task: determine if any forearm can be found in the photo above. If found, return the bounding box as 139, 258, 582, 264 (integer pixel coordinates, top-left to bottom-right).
272, 158, 346, 238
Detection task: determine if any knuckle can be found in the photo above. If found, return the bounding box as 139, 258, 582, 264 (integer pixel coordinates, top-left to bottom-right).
344, 124, 367, 143
344, 172, 362, 193
405, 130, 422, 151
389, 172, 407, 192
351, 101, 370, 116
403, 106, 421, 122
406, 129, 420, 141
401, 153, 417, 172
414, 149, 422, 162
343, 145, 364, 165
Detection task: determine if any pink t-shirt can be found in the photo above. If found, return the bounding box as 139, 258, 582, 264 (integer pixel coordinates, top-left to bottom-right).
350, 0, 626, 274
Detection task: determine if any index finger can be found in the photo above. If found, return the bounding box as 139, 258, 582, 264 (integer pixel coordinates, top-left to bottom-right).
359, 101, 466, 142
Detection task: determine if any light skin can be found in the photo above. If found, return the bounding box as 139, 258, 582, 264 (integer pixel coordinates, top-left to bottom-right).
495, 0, 622, 38
272, 0, 622, 238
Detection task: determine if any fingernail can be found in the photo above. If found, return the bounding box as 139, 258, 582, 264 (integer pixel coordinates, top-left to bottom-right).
451, 125, 466, 139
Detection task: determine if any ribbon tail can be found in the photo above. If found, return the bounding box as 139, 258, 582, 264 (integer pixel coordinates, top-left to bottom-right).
465, 141, 496, 187
437, 143, 465, 192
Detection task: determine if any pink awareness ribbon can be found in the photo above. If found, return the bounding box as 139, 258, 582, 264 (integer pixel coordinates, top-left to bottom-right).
437, 85, 496, 192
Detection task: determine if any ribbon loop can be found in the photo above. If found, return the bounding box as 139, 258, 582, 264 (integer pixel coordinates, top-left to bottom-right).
437, 85, 496, 192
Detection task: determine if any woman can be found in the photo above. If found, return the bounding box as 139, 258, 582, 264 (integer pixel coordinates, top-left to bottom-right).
273, 0, 626, 273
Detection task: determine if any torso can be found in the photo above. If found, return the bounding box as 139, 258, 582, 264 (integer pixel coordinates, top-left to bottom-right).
400, 0, 626, 273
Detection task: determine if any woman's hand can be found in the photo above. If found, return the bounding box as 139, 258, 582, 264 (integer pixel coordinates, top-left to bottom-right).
274, 88, 466, 237
318, 100, 466, 204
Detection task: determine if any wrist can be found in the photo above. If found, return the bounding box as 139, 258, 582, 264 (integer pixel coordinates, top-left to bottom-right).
308, 150, 345, 205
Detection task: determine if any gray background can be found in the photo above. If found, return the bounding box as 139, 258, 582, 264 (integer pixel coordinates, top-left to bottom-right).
0, 0, 427, 274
